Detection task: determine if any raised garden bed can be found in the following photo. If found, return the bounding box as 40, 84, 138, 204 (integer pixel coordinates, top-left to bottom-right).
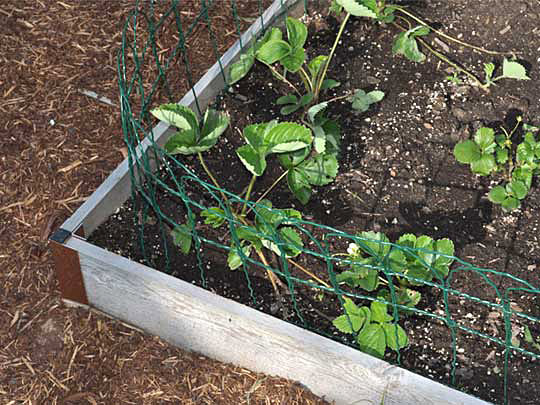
52, 1, 540, 404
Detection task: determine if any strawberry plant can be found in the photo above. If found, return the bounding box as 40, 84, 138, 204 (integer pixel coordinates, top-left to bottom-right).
454, 119, 540, 211
333, 230, 455, 357
228, 16, 383, 114
333, 297, 408, 358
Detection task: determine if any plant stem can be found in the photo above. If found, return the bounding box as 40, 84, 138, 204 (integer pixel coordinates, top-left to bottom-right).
325, 90, 354, 104
394, 6, 506, 55
392, 22, 486, 90
255, 248, 282, 295
298, 67, 313, 94
315, 12, 351, 99
244, 170, 289, 217
287, 258, 331, 288
241, 174, 257, 216
263, 62, 301, 96
198, 152, 230, 205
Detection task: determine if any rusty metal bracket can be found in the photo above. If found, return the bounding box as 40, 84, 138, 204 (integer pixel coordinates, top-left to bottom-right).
49, 228, 89, 305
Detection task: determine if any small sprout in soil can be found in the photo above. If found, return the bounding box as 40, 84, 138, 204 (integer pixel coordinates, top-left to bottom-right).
524, 325, 540, 352
454, 118, 540, 211
483, 58, 530, 88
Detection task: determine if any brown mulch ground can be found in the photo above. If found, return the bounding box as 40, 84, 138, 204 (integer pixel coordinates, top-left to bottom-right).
0, 1, 330, 404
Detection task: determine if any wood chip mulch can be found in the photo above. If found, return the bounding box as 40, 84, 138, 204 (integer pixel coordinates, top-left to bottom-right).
0, 1, 331, 403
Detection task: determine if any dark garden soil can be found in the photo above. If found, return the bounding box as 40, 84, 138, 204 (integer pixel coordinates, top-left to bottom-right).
90, 1, 540, 404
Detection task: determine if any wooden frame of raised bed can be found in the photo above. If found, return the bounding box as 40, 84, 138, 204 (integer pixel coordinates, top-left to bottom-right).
50, 1, 491, 404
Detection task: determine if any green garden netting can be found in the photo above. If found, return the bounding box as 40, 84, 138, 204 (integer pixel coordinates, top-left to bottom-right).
116, 1, 540, 403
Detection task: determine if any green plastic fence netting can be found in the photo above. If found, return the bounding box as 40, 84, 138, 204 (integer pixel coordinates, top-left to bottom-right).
116, 1, 540, 403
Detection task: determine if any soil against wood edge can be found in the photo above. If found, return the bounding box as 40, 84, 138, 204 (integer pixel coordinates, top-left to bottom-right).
90, 1, 540, 404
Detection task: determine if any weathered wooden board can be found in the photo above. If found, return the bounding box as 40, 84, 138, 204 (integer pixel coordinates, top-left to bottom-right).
64, 235, 490, 405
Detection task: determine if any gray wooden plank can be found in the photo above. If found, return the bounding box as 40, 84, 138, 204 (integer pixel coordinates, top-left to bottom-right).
61, 0, 299, 236
67, 236, 492, 405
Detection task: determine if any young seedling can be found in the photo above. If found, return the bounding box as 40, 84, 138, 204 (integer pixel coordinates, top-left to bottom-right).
333, 297, 408, 358
150, 103, 229, 198
524, 325, 540, 352
454, 119, 540, 211
484, 58, 531, 87
483, 59, 530, 88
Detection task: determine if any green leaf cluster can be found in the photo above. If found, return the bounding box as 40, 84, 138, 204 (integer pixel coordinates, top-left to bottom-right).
150, 104, 229, 155
333, 231, 455, 356
337, 231, 454, 290
278, 107, 341, 204
228, 17, 308, 86
228, 200, 304, 270
455, 123, 540, 211
348, 89, 385, 112
333, 298, 408, 358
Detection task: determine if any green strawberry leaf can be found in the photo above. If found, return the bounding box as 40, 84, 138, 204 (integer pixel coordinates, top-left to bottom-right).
236, 144, 266, 176
349, 89, 385, 112
333, 297, 369, 334
470, 153, 496, 176
336, 0, 377, 18
358, 231, 391, 257
265, 122, 313, 154
357, 323, 386, 358
307, 55, 328, 80
227, 244, 252, 270
151, 103, 198, 131
496, 146, 509, 164
171, 224, 192, 254
228, 51, 255, 85
512, 168, 533, 189
280, 46, 306, 72
502, 59, 530, 80
320, 79, 341, 91
256, 39, 291, 64
277, 145, 311, 169
474, 127, 495, 151
262, 226, 303, 258
382, 323, 408, 351
508, 180, 528, 200
454, 140, 481, 164
484, 63, 495, 81
200, 207, 226, 228
296, 153, 338, 186
501, 197, 520, 212
276, 94, 298, 105
488, 185, 508, 204
392, 27, 428, 63
285, 17, 307, 50
371, 301, 393, 324
199, 109, 229, 148
287, 169, 312, 204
